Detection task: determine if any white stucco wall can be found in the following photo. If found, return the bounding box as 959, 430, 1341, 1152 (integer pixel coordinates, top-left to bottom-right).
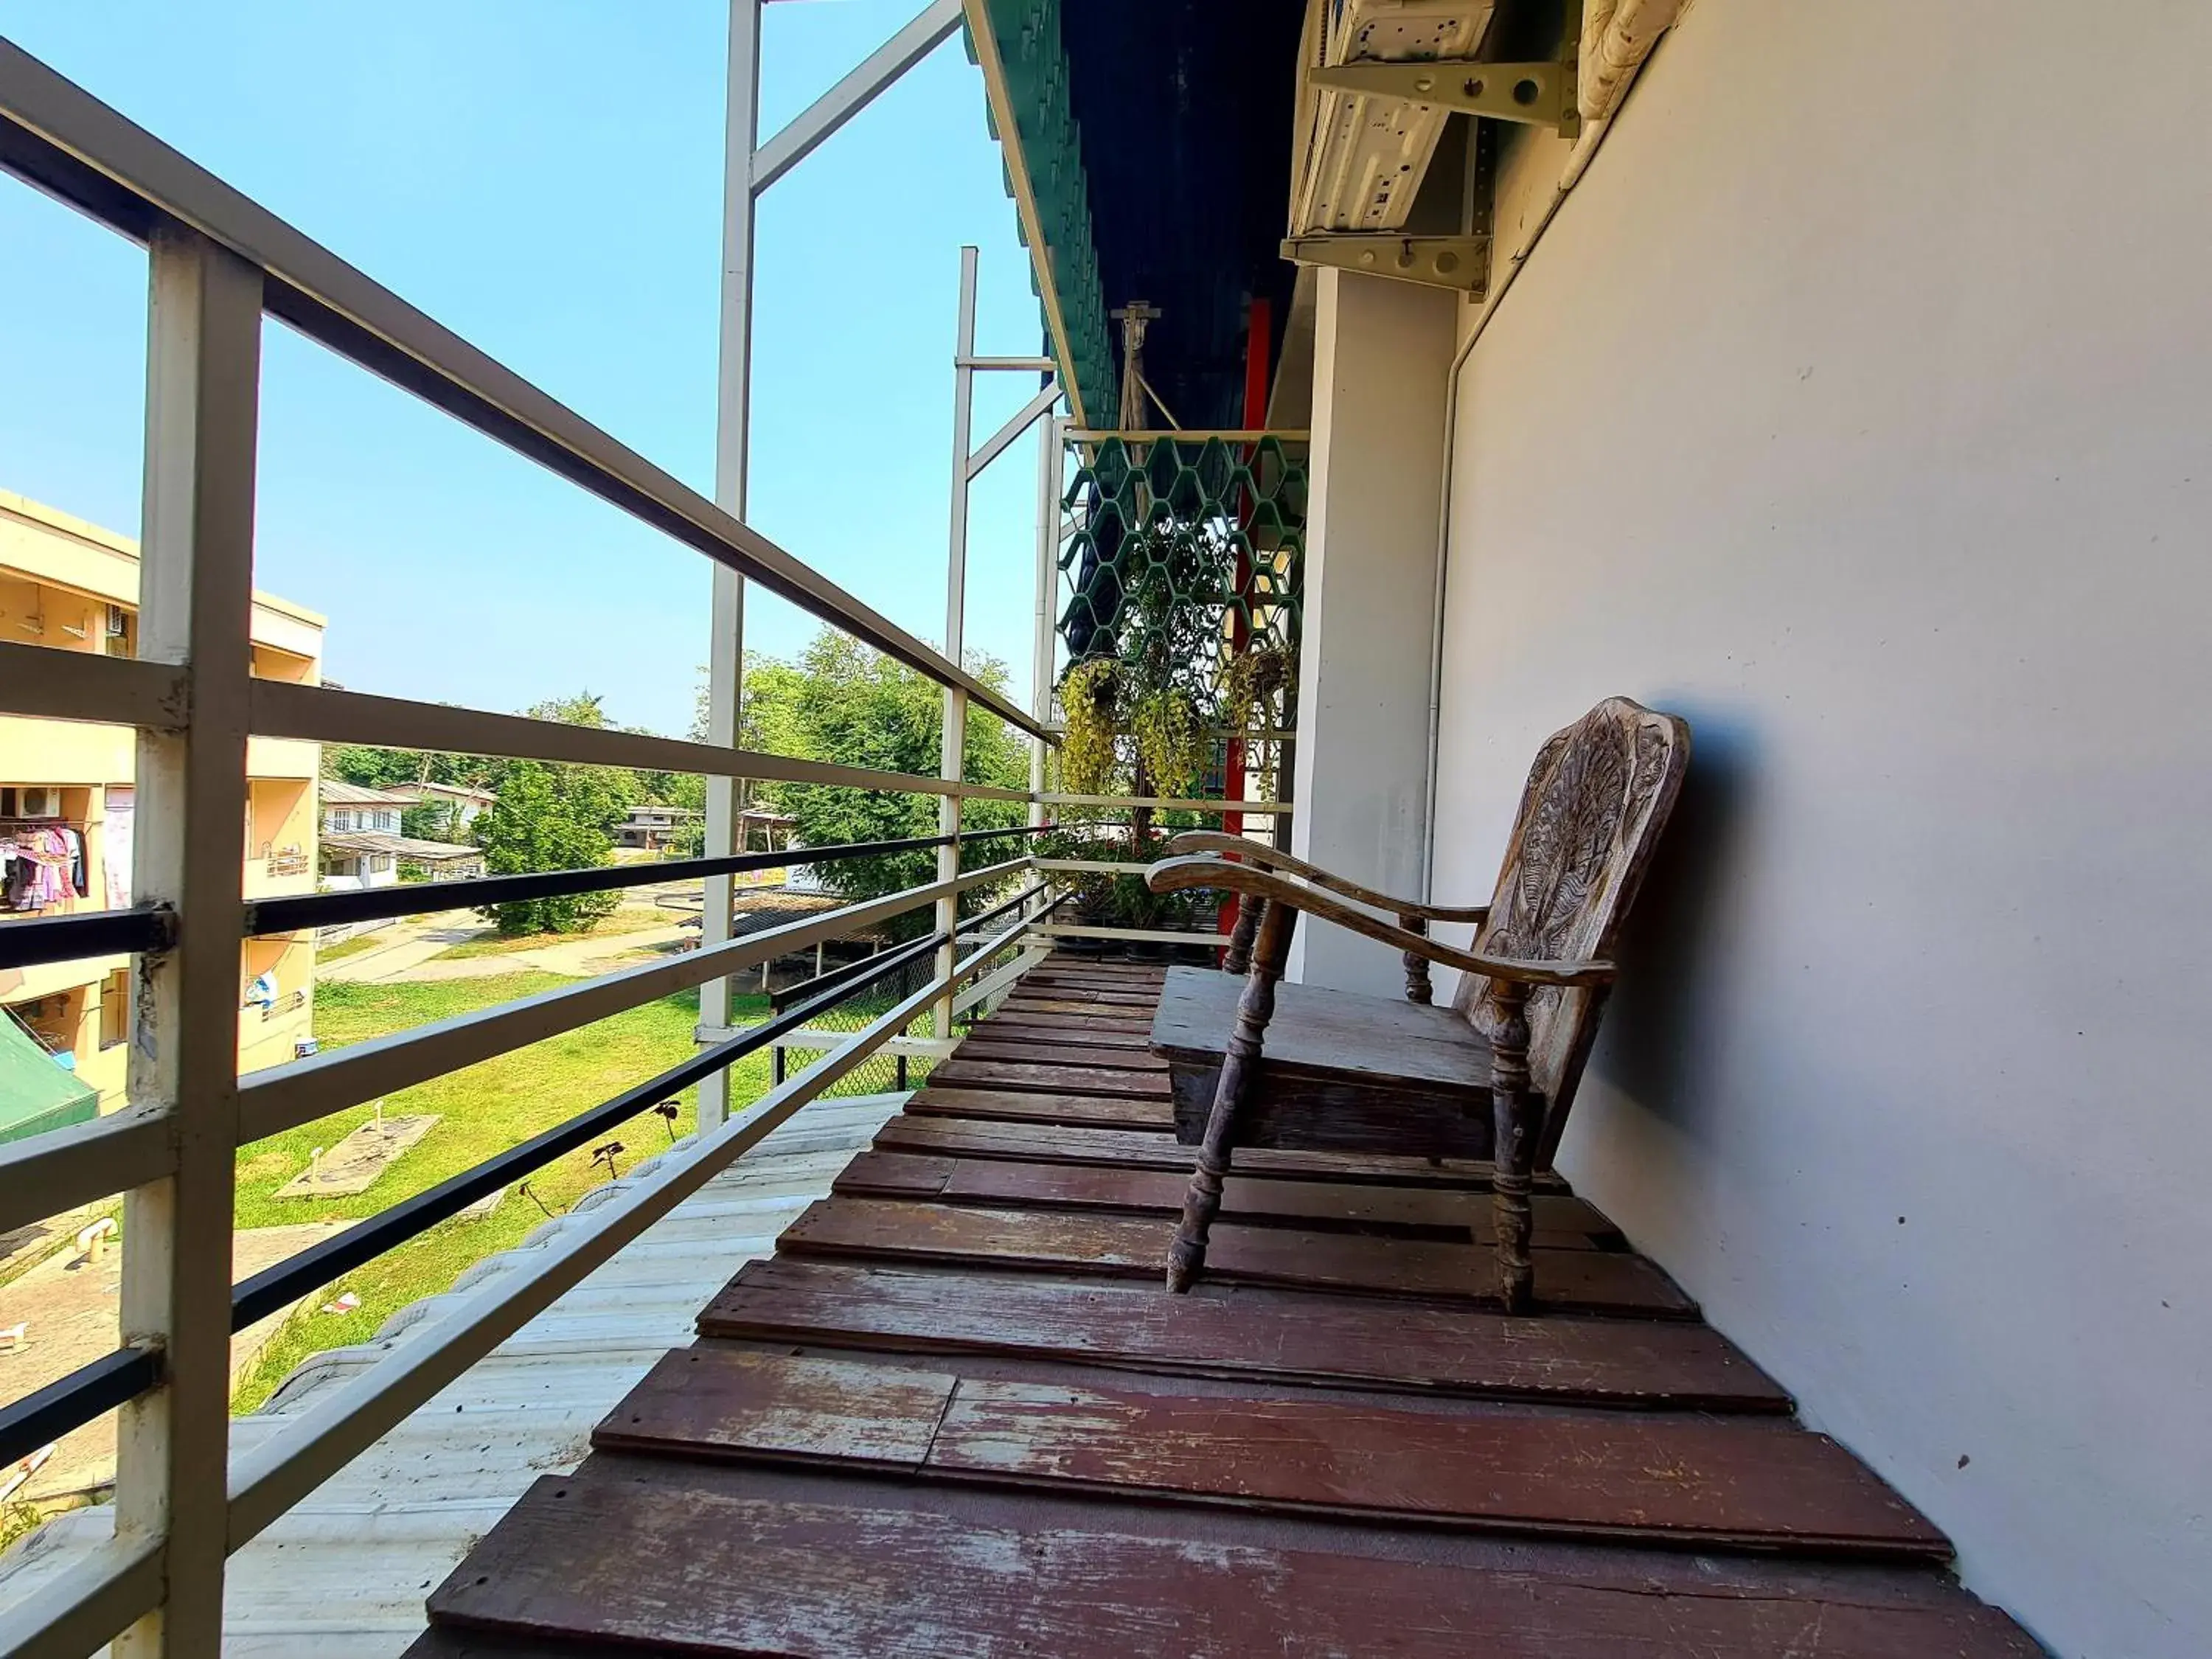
1430, 4, 2212, 1655
1288, 270, 1457, 995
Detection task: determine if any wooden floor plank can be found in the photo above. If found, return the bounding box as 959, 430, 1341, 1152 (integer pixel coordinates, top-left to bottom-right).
1018, 979, 1166, 995
776, 1197, 1695, 1316
995, 995, 1159, 1019
598, 1349, 956, 1469
902, 1087, 1176, 1131
832, 1149, 1618, 1246
988, 1008, 1156, 1032
1032, 953, 1164, 973
928, 1378, 1944, 1560
1001, 982, 1159, 1002
928, 1058, 1173, 1099
1026, 972, 1158, 987
701, 1257, 1792, 1409
426, 1471, 2040, 1658
406, 1632, 646, 1659
950, 1038, 1171, 1072
958, 1016, 1157, 1049
408, 953, 2041, 1659
872, 1113, 1568, 1189
597, 1347, 1947, 1560
1020, 967, 1166, 987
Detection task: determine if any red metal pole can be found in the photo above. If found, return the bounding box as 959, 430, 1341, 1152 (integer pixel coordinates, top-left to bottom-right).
1219, 296, 1271, 955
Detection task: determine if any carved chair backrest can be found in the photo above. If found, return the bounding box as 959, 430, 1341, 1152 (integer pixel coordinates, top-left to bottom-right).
1455, 698, 1690, 1161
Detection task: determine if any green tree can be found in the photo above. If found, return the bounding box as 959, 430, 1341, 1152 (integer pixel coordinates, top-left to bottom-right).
327, 742, 496, 792
399, 801, 454, 842
742, 632, 1029, 936
469, 693, 641, 935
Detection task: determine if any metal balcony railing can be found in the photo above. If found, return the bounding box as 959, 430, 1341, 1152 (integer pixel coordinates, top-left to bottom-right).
0, 37, 1293, 1658
0, 41, 1074, 1657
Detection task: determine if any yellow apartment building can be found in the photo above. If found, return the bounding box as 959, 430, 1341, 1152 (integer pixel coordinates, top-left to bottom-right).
0, 489, 323, 1124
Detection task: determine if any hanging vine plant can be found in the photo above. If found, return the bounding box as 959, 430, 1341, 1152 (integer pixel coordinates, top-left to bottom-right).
1218, 643, 1292, 734
1216, 642, 1293, 799
1057, 656, 1123, 796
1130, 686, 1208, 798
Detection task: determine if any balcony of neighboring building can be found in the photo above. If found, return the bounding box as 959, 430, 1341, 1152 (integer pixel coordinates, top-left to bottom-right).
248, 640, 324, 782
1, 782, 118, 1011
238, 931, 316, 1076
2, 490, 325, 787
245, 775, 318, 902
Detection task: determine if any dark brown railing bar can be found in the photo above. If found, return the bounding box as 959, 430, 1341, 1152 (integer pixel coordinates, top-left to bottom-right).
0, 1346, 163, 1470
0, 905, 176, 973
227, 923, 949, 1330
240, 824, 1048, 937
768, 880, 1059, 1013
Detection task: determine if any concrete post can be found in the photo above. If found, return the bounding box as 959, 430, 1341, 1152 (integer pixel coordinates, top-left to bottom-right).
1285, 269, 1456, 995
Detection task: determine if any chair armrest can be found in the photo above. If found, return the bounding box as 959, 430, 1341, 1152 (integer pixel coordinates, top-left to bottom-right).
1162, 830, 1489, 925
1145, 855, 1613, 989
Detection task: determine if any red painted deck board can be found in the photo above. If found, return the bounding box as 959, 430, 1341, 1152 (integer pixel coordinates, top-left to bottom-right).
993, 995, 1158, 1020
872, 1112, 1570, 1189
949, 1037, 1172, 1071
597, 1346, 1948, 1559
902, 1085, 1176, 1130
927, 1057, 1173, 1098
701, 1257, 1790, 1408
422, 1471, 2039, 1658
776, 1196, 1697, 1316
955, 1014, 1157, 1048
832, 1148, 1620, 1245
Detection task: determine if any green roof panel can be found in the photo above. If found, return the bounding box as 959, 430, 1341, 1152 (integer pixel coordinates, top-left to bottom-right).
0, 1011, 100, 1147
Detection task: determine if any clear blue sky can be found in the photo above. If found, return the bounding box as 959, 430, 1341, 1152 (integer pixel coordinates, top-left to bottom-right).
0, 1, 1057, 737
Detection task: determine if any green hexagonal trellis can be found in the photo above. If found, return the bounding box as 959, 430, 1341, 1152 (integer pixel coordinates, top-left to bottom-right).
1058, 432, 1307, 735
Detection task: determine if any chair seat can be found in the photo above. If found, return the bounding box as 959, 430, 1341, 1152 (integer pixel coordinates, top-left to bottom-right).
1150, 967, 1496, 1158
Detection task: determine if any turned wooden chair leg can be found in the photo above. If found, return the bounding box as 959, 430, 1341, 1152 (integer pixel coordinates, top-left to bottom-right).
1488, 980, 1537, 1313
1399, 914, 1433, 1004
1222, 894, 1265, 975
1168, 899, 1295, 1293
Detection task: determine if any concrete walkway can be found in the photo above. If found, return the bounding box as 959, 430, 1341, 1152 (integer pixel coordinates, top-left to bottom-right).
393, 921, 697, 983
324, 886, 849, 990
319, 917, 491, 985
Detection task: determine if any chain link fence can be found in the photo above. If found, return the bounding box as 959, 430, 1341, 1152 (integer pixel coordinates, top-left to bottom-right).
762, 908, 1038, 1098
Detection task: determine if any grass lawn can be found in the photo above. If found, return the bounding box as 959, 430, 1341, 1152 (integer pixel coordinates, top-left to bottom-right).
230, 973, 771, 1413
431, 906, 675, 961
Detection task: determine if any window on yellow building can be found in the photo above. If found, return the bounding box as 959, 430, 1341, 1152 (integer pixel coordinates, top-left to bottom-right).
99, 969, 129, 1050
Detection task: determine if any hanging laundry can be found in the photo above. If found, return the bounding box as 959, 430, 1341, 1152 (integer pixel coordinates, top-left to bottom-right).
16, 829, 74, 911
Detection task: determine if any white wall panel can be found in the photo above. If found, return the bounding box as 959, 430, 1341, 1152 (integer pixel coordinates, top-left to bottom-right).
1433, 4, 2212, 1655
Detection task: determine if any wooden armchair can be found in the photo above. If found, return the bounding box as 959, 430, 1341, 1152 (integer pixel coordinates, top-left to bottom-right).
1144, 698, 1690, 1310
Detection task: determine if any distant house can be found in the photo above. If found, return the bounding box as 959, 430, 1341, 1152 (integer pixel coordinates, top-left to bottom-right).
319, 779, 484, 888
380, 779, 497, 837
614, 803, 703, 852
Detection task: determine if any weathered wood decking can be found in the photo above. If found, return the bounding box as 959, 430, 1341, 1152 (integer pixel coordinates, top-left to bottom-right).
406, 954, 2040, 1658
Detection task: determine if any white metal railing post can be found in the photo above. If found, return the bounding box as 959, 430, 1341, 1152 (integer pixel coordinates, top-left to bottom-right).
114, 224, 264, 1658
700, 0, 763, 1129
1030, 413, 1060, 832
936, 246, 981, 1037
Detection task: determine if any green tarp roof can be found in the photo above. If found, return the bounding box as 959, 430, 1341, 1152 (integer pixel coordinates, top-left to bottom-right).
0, 1011, 99, 1146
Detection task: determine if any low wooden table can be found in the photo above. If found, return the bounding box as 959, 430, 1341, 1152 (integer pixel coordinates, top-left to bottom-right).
1150, 965, 1495, 1158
